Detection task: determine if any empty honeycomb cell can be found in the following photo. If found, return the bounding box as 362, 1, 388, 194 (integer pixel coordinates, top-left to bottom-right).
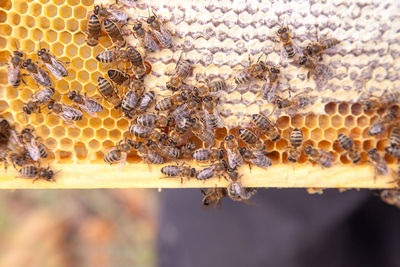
305, 113, 317, 128
72, 31, 85, 45
52, 125, 66, 138
318, 140, 331, 151
31, 28, 43, 41
318, 114, 329, 128
282, 128, 291, 140
22, 15, 35, 28
351, 103, 362, 116
55, 79, 69, 93
89, 117, 102, 129
351, 128, 362, 139
66, 18, 79, 32
0, 100, 9, 112
72, 56, 83, 69
323, 127, 337, 141
264, 140, 274, 152
291, 114, 304, 128
0, 37, 5, 49
60, 137, 73, 151
276, 116, 290, 129
58, 151, 73, 163
109, 129, 122, 141
88, 139, 100, 151
78, 70, 89, 81
6, 87, 19, 100
44, 137, 57, 150
84, 58, 97, 72
30, 113, 45, 126
324, 102, 337, 115
268, 151, 280, 164
29, 3, 42, 16
36, 125, 51, 138
46, 114, 61, 127
344, 115, 355, 127
65, 43, 78, 58
45, 5, 58, 18
0, 10, 6, 23
0, 24, 12, 36
83, 82, 96, 95
311, 128, 322, 141
15, 26, 28, 39
275, 139, 288, 151
70, 80, 82, 91
338, 103, 350, 115
301, 128, 310, 140
60, 31, 72, 44
116, 119, 129, 131
363, 140, 375, 151
72, 6, 86, 19
340, 154, 350, 164
52, 0, 65, 5
82, 127, 94, 140
79, 46, 91, 59
103, 118, 115, 130
67, 0, 79, 6
0, 0, 11, 10
331, 115, 343, 128
59, 5, 72, 18
376, 140, 387, 151
14, 1, 28, 14
21, 39, 36, 53
357, 115, 368, 127
75, 116, 88, 128
45, 29, 58, 42
82, 0, 94, 6
8, 11, 20, 25
74, 142, 88, 160
52, 17, 65, 31
67, 127, 81, 139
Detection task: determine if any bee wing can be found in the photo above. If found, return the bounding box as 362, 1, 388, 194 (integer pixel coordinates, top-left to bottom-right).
108, 9, 129, 24
143, 30, 158, 52
26, 139, 40, 161
79, 98, 103, 117
152, 24, 172, 48
45, 62, 63, 80
116, 152, 127, 171
50, 56, 68, 77
7, 63, 20, 86
227, 149, 243, 169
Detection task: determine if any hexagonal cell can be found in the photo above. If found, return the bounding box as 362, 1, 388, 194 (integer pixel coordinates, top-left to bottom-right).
6, 86, 19, 100
29, 2, 42, 16
84, 58, 97, 72
78, 70, 89, 81
276, 116, 289, 129
44, 30, 57, 43
84, 82, 97, 95
96, 128, 108, 140
351, 103, 362, 116
52, 125, 66, 138
31, 28, 44, 42
311, 128, 322, 141
53, 0, 65, 5
58, 150, 73, 163
363, 140, 375, 151
109, 129, 122, 141
376, 139, 387, 152
324, 102, 337, 115
73, 141, 88, 160
304, 113, 317, 128
264, 140, 274, 152
51, 17, 65, 31
268, 151, 280, 164
44, 137, 58, 150
70, 80, 82, 91
79, 46, 92, 59
7, 11, 21, 26
0, 0, 11, 10
318, 114, 329, 129
116, 118, 129, 131
67, 0, 80, 5
75, 117, 88, 129
323, 127, 336, 141
60, 31, 72, 44
344, 115, 355, 128
22, 15, 35, 28
14, 1, 28, 14
82, 0, 94, 6
275, 139, 287, 151
88, 139, 100, 151
318, 140, 331, 151
103, 117, 115, 130
0, 37, 6, 49
60, 5, 72, 18
45, 5, 58, 18
80, 127, 94, 140
340, 154, 350, 164
66, 18, 79, 32
65, 43, 78, 58
338, 102, 349, 115
291, 114, 304, 128
0, 11, 6, 23
0, 100, 9, 112
331, 115, 343, 129
54, 79, 69, 93
73, 6, 87, 20
357, 115, 368, 127
0, 24, 12, 36
73, 32, 86, 46
15, 26, 28, 39
350, 128, 362, 139
60, 137, 73, 151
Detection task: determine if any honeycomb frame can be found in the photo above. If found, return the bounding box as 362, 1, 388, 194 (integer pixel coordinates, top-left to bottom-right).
0, 0, 399, 189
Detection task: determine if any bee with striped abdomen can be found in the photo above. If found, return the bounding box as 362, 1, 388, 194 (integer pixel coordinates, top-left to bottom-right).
107, 69, 130, 86
17, 165, 57, 182
276, 25, 296, 60
20, 127, 47, 161
155, 91, 187, 112
121, 89, 140, 118
68, 90, 103, 117
146, 10, 173, 48
97, 77, 122, 109
23, 87, 55, 115
134, 141, 165, 165
37, 48, 68, 80
261, 67, 280, 103
367, 148, 389, 181
137, 91, 155, 112
224, 135, 243, 169
201, 187, 227, 209
96, 49, 130, 63
240, 147, 272, 170
252, 113, 280, 142
134, 113, 170, 128
104, 139, 134, 168
191, 120, 215, 148
337, 133, 361, 163
389, 128, 400, 147
161, 164, 196, 183
285, 128, 303, 163
234, 54, 268, 85
202, 96, 223, 130
22, 59, 52, 88
303, 25, 340, 60
48, 100, 83, 127
192, 148, 225, 163
367, 108, 398, 136
132, 22, 158, 52
305, 145, 333, 168
196, 160, 228, 181
166, 53, 192, 91
104, 18, 126, 47
7, 50, 24, 88
226, 170, 257, 201
238, 128, 265, 151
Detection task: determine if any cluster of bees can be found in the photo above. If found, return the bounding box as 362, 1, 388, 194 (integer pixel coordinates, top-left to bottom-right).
2, 1, 400, 208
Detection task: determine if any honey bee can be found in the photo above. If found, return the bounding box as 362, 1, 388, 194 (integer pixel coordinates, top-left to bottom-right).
86, 13, 101, 46
196, 160, 228, 180
193, 78, 227, 97
367, 108, 398, 136
180, 141, 196, 158
129, 125, 162, 140
238, 128, 265, 151
273, 90, 310, 115
134, 141, 165, 164
146, 10, 173, 48
147, 140, 181, 160
202, 96, 223, 130
23, 87, 55, 115
37, 48, 68, 80
104, 19, 126, 47
22, 59, 52, 88
226, 170, 257, 201
261, 67, 281, 103
134, 113, 170, 128
126, 47, 148, 78
94, 4, 129, 24
166, 54, 192, 91
380, 190, 400, 208
298, 55, 317, 79
167, 128, 192, 147
8, 152, 31, 170
367, 148, 388, 180
97, 77, 122, 109
161, 164, 196, 183
96, 49, 130, 63
389, 127, 400, 147
171, 96, 201, 125
116, 0, 136, 7
286, 128, 303, 163
234, 54, 268, 85
132, 22, 158, 52
121, 89, 140, 118
107, 69, 130, 86
303, 26, 340, 59
337, 134, 361, 163
104, 139, 134, 168
4, 121, 25, 151
192, 148, 225, 163
68, 91, 103, 117
276, 25, 296, 60
0, 119, 11, 146
385, 146, 400, 159
0, 149, 10, 171
7, 50, 24, 88
251, 113, 280, 142
200, 187, 227, 209
191, 120, 215, 147
239, 147, 272, 170
48, 100, 83, 127
137, 91, 155, 112
155, 91, 187, 112
20, 127, 47, 161
17, 165, 57, 182
224, 135, 243, 169
305, 145, 333, 168
360, 91, 400, 112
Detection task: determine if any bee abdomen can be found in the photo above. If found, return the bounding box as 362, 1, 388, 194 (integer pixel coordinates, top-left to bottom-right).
129, 125, 152, 139
134, 114, 157, 127
161, 166, 180, 177
155, 98, 172, 111
234, 71, 250, 85
19, 165, 37, 177
107, 69, 129, 85
238, 128, 258, 144
104, 150, 121, 164
290, 128, 303, 148
390, 128, 400, 147
192, 149, 211, 162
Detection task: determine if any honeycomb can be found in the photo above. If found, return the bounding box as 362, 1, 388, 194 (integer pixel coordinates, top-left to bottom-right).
0, 0, 399, 189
